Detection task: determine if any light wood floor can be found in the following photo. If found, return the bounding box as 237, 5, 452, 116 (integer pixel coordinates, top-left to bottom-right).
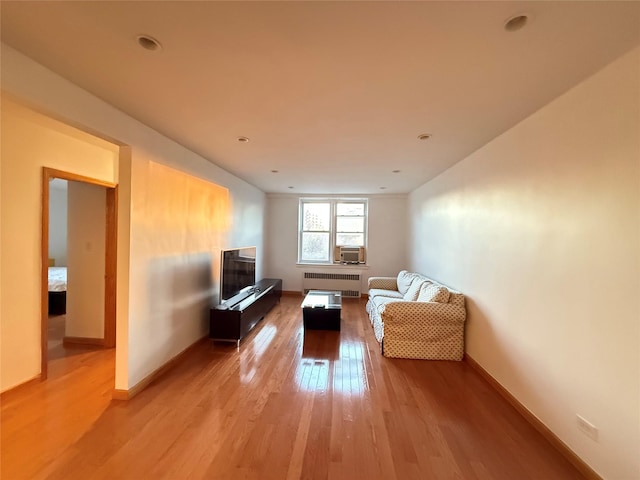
1, 296, 585, 480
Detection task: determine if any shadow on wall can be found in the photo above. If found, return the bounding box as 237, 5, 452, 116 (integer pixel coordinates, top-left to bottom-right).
147, 252, 216, 337
464, 296, 552, 419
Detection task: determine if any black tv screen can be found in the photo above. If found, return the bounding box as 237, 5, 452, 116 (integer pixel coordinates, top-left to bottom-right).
220, 247, 256, 302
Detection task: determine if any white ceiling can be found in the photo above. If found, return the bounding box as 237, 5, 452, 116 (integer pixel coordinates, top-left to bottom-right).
2, 1, 639, 194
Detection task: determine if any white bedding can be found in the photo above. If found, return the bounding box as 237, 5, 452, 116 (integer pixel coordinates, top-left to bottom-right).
48, 267, 67, 292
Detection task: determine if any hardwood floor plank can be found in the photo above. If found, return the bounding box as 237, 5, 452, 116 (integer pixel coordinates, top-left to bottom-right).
1, 297, 588, 480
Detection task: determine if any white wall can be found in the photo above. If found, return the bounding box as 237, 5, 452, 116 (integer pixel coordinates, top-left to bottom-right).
1, 44, 266, 391
265, 194, 407, 293
0, 98, 118, 391
127, 161, 230, 385
48, 181, 68, 266
408, 47, 639, 480
66, 181, 106, 339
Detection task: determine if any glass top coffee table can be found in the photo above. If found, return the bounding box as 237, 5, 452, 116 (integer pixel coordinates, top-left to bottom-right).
301, 290, 342, 331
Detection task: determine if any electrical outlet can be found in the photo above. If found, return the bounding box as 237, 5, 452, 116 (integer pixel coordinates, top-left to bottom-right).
576, 414, 599, 441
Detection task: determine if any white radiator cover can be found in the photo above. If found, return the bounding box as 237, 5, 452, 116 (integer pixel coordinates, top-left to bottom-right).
302, 271, 362, 298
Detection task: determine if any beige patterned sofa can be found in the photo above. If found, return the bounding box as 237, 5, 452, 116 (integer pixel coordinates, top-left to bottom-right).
366, 271, 466, 360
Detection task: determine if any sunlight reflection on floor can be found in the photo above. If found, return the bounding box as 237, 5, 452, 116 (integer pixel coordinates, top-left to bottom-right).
239, 324, 277, 384
295, 333, 368, 395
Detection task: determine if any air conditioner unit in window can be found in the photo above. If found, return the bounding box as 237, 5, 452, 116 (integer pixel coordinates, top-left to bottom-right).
334, 246, 366, 264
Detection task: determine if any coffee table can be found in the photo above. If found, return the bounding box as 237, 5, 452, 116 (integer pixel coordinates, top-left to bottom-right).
301, 290, 342, 331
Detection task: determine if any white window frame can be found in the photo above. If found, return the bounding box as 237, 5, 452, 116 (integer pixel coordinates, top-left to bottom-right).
298, 198, 368, 264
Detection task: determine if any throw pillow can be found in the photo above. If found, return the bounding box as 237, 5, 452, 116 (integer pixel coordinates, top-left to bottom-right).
396, 270, 415, 295
403, 278, 425, 301
417, 283, 450, 303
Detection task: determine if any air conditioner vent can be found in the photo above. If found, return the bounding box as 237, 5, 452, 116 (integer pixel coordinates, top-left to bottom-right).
302, 272, 362, 297
303, 289, 361, 298
304, 272, 360, 281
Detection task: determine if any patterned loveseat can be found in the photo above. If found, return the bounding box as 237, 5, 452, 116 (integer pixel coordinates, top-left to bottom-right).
366, 271, 466, 360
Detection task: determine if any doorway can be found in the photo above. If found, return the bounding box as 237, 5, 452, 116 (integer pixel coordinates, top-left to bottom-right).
41, 167, 117, 379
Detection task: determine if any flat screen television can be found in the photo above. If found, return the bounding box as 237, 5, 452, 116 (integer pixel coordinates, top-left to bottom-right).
220, 246, 256, 303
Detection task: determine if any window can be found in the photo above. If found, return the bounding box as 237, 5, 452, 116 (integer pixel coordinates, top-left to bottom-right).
299, 199, 367, 263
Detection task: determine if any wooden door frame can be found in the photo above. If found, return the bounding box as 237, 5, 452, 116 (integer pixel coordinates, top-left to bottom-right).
41, 167, 118, 379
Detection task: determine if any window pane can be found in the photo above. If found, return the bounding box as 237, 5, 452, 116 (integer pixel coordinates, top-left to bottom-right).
336, 217, 364, 233
337, 203, 364, 216
303, 203, 330, 231
336, 233, 364, 246
301, 232, 330, 261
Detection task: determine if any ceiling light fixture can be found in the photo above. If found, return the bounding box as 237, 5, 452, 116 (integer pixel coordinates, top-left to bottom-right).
392, 170, 401, 173
417, 133, 432, 141
237, 136, 250, 143
288, 186, 294, 189
379, 187, 387, 190
271, 170, 279, 173
136, 34, 163, 52
504, 14, 529, 32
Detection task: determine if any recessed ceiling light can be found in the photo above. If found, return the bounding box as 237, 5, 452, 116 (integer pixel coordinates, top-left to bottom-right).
417, 133, 432, 141
379, 186, 387, 190
237, 136, 250, 143
271, 170, 279, 173
288, 186, 294, 189
504, 14, 529, 32
136, 35, 162, 52
392, 170, 401, 173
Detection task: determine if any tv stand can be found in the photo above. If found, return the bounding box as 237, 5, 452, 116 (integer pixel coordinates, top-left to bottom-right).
210, 278, 282, 346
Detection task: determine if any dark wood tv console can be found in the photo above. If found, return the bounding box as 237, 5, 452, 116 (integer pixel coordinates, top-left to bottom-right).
209, 278, 282, 346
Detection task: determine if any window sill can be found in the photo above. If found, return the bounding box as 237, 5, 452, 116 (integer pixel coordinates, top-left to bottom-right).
296, 263, 369, 269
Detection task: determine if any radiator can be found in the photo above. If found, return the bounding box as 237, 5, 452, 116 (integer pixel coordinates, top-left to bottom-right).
302, 272, 362, 298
